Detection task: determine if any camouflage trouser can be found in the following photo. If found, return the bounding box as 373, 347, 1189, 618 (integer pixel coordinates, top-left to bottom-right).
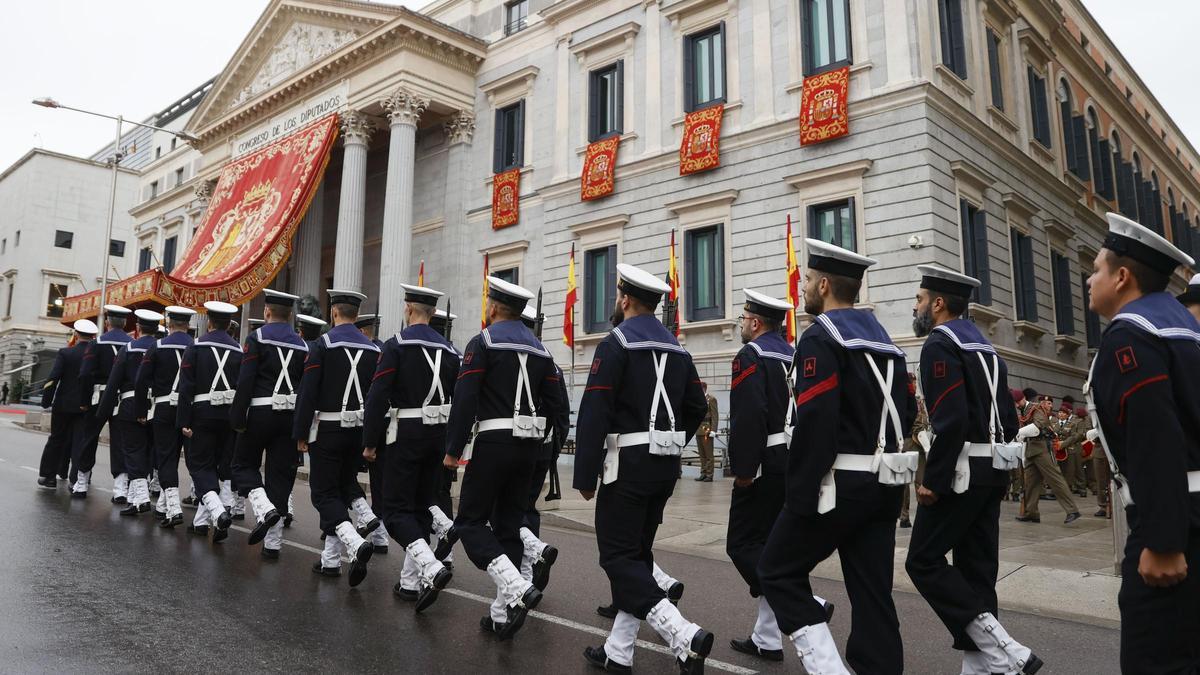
1094, 458, 1111, 508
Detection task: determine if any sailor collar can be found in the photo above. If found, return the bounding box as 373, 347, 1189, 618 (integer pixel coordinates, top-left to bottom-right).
814, 309, 904, 356
256, 322, 308, 352
932, 318, 997, 354
321, 323, 381, 352
1111, 291, 1200, 343
196, 330, 242, 351
748, 331, 794, 362
481, 319, 551, 357
395, 324, 459, 355
97, 329, 132, 346
156, 333, 194, 350
610, 314, 686, 354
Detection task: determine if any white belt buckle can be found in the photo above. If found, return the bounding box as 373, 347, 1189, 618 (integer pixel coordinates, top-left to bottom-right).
648, 429, 686, 456
877, 451, 919, 486
817, 469, 837, 514
952, 446, 971, 494
992, 442, 1024, 471
512, 414, 546, 439
340, 409, 364, 428
168, 392, 179, 406
272, 393, 296, 411
386, 410, 399, 445
602, 433, 620, 485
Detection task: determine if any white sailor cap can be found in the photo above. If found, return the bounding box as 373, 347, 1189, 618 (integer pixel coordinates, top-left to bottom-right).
133, 309, 164, 324
1103, 212, 1194, 275
102, 304, 131, 316
1178, 273, 1200, 306
487, 276, 535, 312
156, 325, 168, 335
520, 303, 539, 328
264, 289, 299, 307
297, 314, 327, 327
805, 239, 877, 280
917, 264, 981, 298
432, 309, 458, 321
203, 301, 238, 318
163, 305, 196, 322
72, 319, 99, 335
327, 289, 367, 307
354, 314, 380, 330
248, 319, 266, 328
400, 283, 444, 306
742, 289, 793, 322
616, 263, 672, 305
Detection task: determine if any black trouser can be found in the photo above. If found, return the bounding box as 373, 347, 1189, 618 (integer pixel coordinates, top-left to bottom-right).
1119, 520, 1200, 674
71, 413, 109, 476
230, 408, 298, 515
437, 467, 456, 518
455, 437, 537, 570
151, 413, 185, 489
368, 447, 386, 516
726, 473, 785, 598
759, 486, 904, 675
184, 419, 233, 497
905, 484, 1003, 651
39, 411, 83, 479
113, 419, 152, 481
521, 457, 552, 536
382, 432, 443, 548
307, 425, 368, 536
595, 478, 676, 619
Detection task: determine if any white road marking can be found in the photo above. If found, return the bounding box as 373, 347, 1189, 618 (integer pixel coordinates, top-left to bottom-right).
20, 465, 37, 472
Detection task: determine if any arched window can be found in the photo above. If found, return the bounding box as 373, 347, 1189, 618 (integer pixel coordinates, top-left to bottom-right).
1059, 80, 1088, 180
1087, 108, 1108, 196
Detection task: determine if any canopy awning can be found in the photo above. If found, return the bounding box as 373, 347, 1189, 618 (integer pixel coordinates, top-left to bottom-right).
62, 113, 339, 323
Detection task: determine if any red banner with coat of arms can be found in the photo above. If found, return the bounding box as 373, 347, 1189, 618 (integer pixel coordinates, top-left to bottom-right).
581, 136, 620, 201
492, 168, 521, 229
800, 66, 850, 145
679, 104, 724, 176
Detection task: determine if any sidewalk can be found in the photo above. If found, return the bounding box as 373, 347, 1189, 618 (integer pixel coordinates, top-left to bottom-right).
547, 456, 1121, 628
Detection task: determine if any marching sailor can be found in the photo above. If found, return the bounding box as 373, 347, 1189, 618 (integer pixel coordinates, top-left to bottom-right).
1177, 272, 1200, 322
574, 263, 712, 673
442, 277, 567, 640
37, 319, 97, 490
428, 308, 460, 566
903, 266, 1043, 675
96, 309, 163, 516
596, 564, 686, 620
286, 313, 327, 528
177, 301, 242, 543
292, 290, 381, 587
1085, 213, 1200, 673
363, 284, 457, 611
133, 306, 196, 528
77, 305, 132, 501
229, 290, 307, 558
356, 312, 390, 553
757, 240, 914, 675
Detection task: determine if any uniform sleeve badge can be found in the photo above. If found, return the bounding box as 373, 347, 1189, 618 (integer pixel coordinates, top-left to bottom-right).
1115, 346, 1138, 373
590, 358, 601, 375
803, 357, 816, 378
933, 361, 946, 379
463, 351, 474, 365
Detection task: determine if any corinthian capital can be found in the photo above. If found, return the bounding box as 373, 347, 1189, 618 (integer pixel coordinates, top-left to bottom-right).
382, 88, 430, 127
340, 110, 376, 145
444, 110, 476, 146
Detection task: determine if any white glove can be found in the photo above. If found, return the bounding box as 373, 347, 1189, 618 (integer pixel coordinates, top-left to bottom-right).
1015, 423, 1040, 441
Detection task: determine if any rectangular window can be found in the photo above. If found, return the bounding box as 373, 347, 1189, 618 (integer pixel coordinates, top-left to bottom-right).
584, 245, 617, 333
109, 240, 125, 258
803, 0, 851, 76
5, 281, 14, 316
588, 62, 624, 142
1089, 127, 1107, 196
175, 167, 185, 187
504, 0, 528, 36
1, 239, 5, 254
155, 147, 162, 159
46, 283, 68, 318
14, 231, 19, 247
1051, 252, 1074, 335
150, 181, 159, 199
986, 28, 1004, 110
938, 0, 967, 79
493, 101, 525, 173
170, 138, 177, 151
54, 230, 73, 249
1116, 161, 1136, 218
1010, 229, 1037, 321
1082, 272, 1101, 348
162, 236, 178, 273
807, 198, 856, 251
492, 267, 518, 285
685, 225, 725, 321
1027, 68, 1052, 148
137, 247, 153, 273
1065, 114, 1090, 181
960, 200, 992, 304
684, 24, 727, 112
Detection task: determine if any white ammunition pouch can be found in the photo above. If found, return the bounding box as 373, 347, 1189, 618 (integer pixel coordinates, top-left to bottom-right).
977, 353, 1024, 474
92, 384, 105, 406
195, 347, 235, 407
309, 347, 369, 443
271, 347, 298, 411
603, 433, 621, 485
769, 362, 796, 448
475, 352, 546, 440
646, 352, 685, 456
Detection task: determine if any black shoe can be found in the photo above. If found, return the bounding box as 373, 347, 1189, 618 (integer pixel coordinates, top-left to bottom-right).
159, 514, 183, 529
899, 518, 911, 528
434, 526, 458, 560
693, 475, 711, 482
111, 494, 128, 505
532, 545, 558, 591
730, 637, 784, 662
283, 513, 293, 528
1094, 508, 1108, 517
212, 512, 232, 543
248, 509, 281, 546
1039, 494, 1056, 501
153, 509, 165, 520
394, 583, 419, 601
232, 512, 245, 521
583, 645, 632, 673
187, 524, 209, 535
1020, 653, 1045, 674
667, 581, 685, 604
480, 616, 504, 635
415, 567, 453, 613
347, 541, 375, 588
182, 495, 197, 506
596, 604, 618, 619
824, 600, 836, 623
312, 561, 341, 577
374, 545, 389, 555
679, 629, 714, 674
1064, 512, 1081, 524
119, 503, 146, 517
261, 548, 280, 560
356, 517, 381, 539
498, 587, 542, 641
71, 490, 87, 500
1015, 514, 1041, 523
37, 476, 57, 489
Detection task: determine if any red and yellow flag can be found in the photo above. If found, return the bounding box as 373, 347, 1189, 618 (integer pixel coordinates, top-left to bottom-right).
418, 260, 425, 286
480, 253, 489, 329
666, 230, 681, 336
563, 243, 577, 348
785, 215, 800, 342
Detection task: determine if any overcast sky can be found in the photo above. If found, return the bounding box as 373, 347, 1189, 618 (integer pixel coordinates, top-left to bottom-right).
0, 0, 1194, 172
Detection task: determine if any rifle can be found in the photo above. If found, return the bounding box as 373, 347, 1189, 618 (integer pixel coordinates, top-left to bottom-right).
534, 287, 545, 340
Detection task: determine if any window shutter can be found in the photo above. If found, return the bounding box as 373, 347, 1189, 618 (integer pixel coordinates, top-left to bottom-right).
718, 21, 728, 102
493, 108, 504, 174
1054, 255, 1074, 335
986, 29, 1002, 107
939, 0, 953, 68
615, 60, 625, 135
1060, 102, 1076, 172
1026, 67, 1038, 131
515, 100, 526, 167
1072, 116, 1090, 180
606, 245, 618, 312
1097, 140, 1114, 200
1035, 81, 1050, 146
715, 224, 726, 315
972, 207, 992, 304
588, 71, 599, 142
1089, 129, 1105, 193
845, 196, 857, 251
1019, 235, 1037, 322
1152, 189, 1164, 235
683, 34, 695, 112
948, 0, 966, 78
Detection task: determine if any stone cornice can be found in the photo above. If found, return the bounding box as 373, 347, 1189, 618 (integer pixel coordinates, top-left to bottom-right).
569, 21, 640, 57
539, 0, 609, 24
479, 66, 540, 103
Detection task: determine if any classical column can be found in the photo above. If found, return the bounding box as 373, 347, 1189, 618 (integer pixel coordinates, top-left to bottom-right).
553, 37, 571, 181
377, 89, 429, 336
291, 179, 324, 301
332, 111, 374, 293
643, 0, 662, 155
443, 110, 476, 312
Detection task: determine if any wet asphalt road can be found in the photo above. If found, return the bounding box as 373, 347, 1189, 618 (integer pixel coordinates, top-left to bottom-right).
2, 419, 1119, 674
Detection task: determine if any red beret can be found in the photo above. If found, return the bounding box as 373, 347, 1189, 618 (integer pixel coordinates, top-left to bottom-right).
1075, 407, 1087, 417
1010, 388, 1023, 402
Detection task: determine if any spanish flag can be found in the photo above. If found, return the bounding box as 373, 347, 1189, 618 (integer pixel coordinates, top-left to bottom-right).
418, 260, 425, 286
563, 243, 576, 348
785, 215, 800, 342
666, 230, 681, 336
480, 253, 489, 329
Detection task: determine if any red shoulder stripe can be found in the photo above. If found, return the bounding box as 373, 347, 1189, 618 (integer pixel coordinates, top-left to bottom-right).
730, 363, 757, 390
373, 367, 396, 381
458, 368, 485, 379
1118, 374, 1169, 424
929, 379, 963, 416
795, 373, 838, 407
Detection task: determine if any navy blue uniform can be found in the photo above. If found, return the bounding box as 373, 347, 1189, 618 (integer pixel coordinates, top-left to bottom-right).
905, 319, 1018, 653
523, 364, 570, 536
726, 331, 794, 598
77, 329, 131, 477
573, 314, 707, 617
97, 335, 156, 483
37, 340, 90, 480
1089, 293, 1200, 673
133, 332, 193, 491
176, 330, 242, 497
757, 309, 913, 675
363, 324, 459, 548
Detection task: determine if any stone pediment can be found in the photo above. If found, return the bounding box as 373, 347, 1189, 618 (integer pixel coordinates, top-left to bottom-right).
229, 22, 361, 109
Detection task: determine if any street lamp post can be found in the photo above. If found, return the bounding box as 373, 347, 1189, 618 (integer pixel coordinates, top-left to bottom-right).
31, 98, 198, 316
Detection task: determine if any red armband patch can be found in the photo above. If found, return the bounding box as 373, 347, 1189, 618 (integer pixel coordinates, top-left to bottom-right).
933, 361, 946, 379
1115, 346, 1138, 373
802, 357, 817, 378
463, 351, 474, 365
590, 358, 602, 375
